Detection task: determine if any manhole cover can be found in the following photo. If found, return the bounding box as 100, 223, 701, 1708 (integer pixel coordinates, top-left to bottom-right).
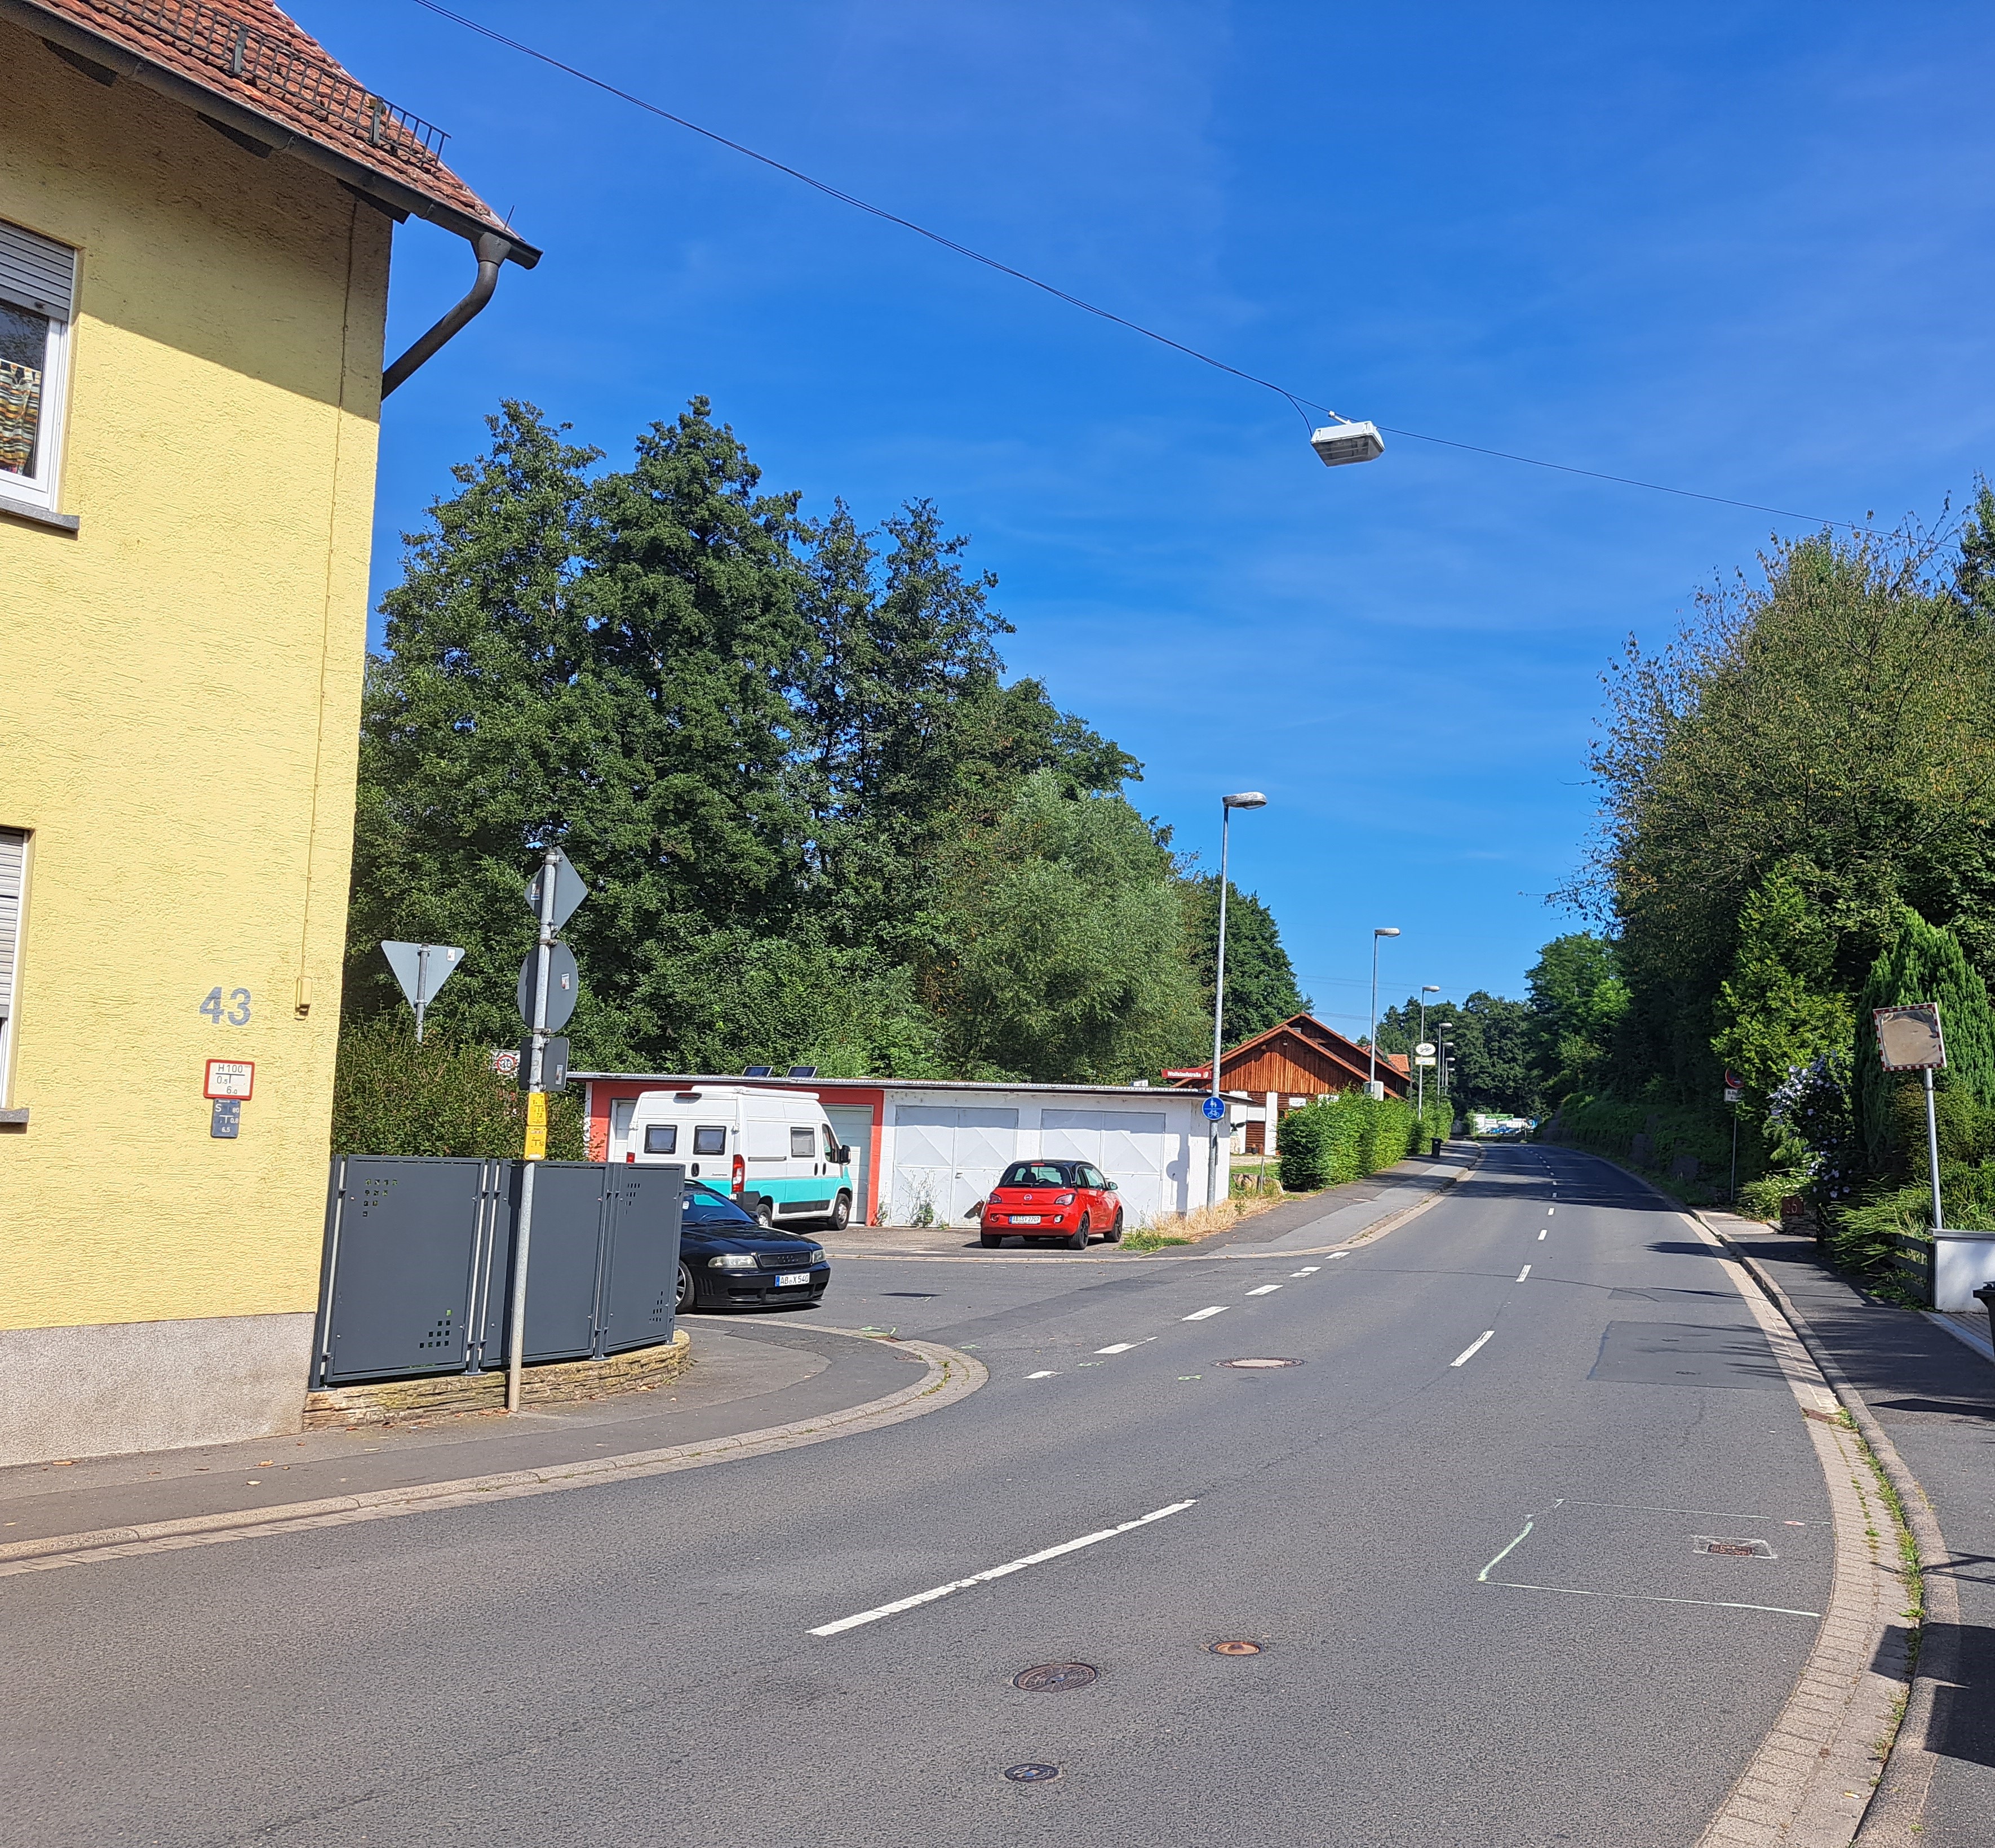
1013, 1662, 1098, 1692
1208, 1640, 1263, 1655
1695, 1536, 1776, 1559
1220, 1357, 1303, 1369
1005, 1763, 1061, 1783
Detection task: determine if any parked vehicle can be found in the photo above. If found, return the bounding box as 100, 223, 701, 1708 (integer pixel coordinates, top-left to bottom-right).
676, 1182, 831, 1312
622, 1085, 857, 1230
978, 1159, 1125, 1249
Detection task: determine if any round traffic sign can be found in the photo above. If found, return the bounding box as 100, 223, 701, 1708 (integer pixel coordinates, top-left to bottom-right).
1202, 1095, 1227, 1121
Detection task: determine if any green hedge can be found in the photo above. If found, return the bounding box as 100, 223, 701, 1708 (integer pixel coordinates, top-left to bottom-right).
1278, 1092, 1418, 1190
333, 1015, 586, 1158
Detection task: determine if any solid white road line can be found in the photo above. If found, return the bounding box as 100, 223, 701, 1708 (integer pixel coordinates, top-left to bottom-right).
1094, 1339, 1156, 1354
1451, 1330, 1496, 1367
1026, 1370, 1057, 1379
809, 1499, 1200, 1637
1247, 1285, 1283, 1296
1182, 1305, 1228, 1321
1517, 1264, 1531, 1281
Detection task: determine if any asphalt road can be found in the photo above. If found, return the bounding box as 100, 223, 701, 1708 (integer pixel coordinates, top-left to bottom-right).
4, 1147, 1834, 1847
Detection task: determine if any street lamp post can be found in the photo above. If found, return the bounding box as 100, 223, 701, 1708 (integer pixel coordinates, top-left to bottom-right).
1208, 792, 1267, 1209
1368, 928, 1400, 1095
1416, 984, 1440, 1116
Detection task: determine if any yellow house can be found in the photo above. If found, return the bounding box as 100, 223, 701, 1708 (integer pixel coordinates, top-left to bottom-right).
0, 1, 537, 1464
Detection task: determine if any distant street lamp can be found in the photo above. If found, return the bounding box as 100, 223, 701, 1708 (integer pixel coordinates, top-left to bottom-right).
1417, 984, 1441, 1116
1368, 928, 1400, 1095
1208, 792, 1268, 1208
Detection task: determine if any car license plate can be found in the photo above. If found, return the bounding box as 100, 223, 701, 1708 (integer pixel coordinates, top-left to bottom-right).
775, 1271, 812, 1287
1009, 1214, 1041, 1224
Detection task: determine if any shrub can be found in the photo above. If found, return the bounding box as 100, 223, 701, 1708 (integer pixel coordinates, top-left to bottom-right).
332, 1015, 585, 1158
1278, 1092, 1417, 1190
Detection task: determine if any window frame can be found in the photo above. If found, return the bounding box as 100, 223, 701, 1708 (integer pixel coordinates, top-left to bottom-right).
692, 1125, 728, 1156
642, 1122, 678, 1155
790, 1125, 817, 1159
0, 219, 78, 516
0, 828, 28, 1110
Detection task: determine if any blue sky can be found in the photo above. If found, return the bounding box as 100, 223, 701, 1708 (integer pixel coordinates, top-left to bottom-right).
313, 1, 1995, 1034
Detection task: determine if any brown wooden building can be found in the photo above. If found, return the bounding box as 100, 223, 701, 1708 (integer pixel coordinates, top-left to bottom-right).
1167, 1014, 1412, 1154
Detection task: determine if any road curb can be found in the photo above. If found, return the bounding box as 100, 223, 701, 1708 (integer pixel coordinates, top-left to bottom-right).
1550, 1149, 1914, 1848
1688, 1212, 1962, 1848
0, 1327, 986, 1580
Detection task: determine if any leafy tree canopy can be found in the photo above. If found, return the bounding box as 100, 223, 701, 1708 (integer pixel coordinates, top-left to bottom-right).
346, 399, 1233, 1088
1184, 877, 1310, 1049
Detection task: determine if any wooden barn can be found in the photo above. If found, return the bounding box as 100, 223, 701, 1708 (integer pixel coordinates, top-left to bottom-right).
1167, 1014, 1412, 1155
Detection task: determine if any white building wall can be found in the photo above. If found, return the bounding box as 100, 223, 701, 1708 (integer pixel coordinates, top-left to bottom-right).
877, 1087, 1200, 1227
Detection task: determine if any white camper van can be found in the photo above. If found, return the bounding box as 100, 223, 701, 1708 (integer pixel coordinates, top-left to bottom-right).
618, 1086, 857, 1230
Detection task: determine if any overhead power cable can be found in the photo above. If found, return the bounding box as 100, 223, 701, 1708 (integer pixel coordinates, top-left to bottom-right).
410, 0, 1859, 533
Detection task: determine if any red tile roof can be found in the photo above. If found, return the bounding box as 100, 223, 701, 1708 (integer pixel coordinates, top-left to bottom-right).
19, 0, 537, 259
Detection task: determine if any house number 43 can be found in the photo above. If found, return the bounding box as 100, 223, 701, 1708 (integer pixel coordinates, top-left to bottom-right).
200, 988, 252, 1026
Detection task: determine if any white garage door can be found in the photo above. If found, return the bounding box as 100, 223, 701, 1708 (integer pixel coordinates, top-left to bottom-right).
1040, 1109, 1169, 1223
890, 1105, 1019, 1224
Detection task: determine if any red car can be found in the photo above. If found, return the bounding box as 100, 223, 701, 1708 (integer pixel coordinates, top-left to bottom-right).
979, 1160, 1125, 1249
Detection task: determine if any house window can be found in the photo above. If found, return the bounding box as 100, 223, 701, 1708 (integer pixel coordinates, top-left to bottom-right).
0, 829, 25, 1101
0, 219, 77, 512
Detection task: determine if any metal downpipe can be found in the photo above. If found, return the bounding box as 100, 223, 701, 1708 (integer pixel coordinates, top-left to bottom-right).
380, 229, 512, 397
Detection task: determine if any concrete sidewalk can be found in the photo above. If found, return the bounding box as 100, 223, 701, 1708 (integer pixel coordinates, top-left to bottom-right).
0, 1318, 931, 1558
1699, 1212, 1995, 1848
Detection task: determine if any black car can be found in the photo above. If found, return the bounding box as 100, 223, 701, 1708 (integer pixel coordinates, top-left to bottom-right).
676, 1181, 832, 1312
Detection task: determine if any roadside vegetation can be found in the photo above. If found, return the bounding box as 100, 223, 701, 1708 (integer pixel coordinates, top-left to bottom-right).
1530, 497, 1995, 1289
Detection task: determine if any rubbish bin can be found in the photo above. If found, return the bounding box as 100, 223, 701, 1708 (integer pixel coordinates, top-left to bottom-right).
1976, 1282, 1995, 1354
1430, 1138, 1444, 1157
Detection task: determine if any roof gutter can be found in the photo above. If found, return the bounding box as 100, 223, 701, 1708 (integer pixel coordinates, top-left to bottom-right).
381, 229, 511, 397
5, 0, 542, 265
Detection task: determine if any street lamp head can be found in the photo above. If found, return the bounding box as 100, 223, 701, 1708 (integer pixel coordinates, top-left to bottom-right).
1422, 984, 1441, 994
1375, 926, 1401, 938
1309, 420, 1385, 468
1222, 792, 1268, 810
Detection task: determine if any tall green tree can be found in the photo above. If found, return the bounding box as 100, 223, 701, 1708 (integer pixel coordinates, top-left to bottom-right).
350, 398, 815, 1063
924, 772, 1207, 1082
1854, 909, 1995, 1170
1711, 860, 1852, 1112
1526, 933, 1629, 1104
1183, 877, 1310, 1047
1447, 992, 1539, 1115
1584, 525, 1995, 1102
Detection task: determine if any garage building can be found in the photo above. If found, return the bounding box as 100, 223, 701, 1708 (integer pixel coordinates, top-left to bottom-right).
580, 1074, 1211, 1229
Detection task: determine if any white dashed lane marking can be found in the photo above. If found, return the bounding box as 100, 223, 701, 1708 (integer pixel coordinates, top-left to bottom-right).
1292, 1267, 1321, 1276
1451, 1331, 1496, 1367
1094, 1339, 1155, 1354
810, 1499, 1200, 1637
1026, 1370, 1057, 1379
1538, 1230, 1547, 1240
1517, 1264, 1531, 1281
1246, 1285, 1283, 1296
1182, 1306, 1228, 1322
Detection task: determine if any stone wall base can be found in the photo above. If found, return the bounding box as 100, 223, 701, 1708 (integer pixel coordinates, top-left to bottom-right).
0, 1312, 316, 1467
303, 1331, 692, 1427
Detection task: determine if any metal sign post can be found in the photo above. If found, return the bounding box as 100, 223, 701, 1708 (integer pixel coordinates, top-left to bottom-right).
1874, 1003, 1948, 1234
506, 849, 585, 1413
1723, 1069, 1744, 1202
